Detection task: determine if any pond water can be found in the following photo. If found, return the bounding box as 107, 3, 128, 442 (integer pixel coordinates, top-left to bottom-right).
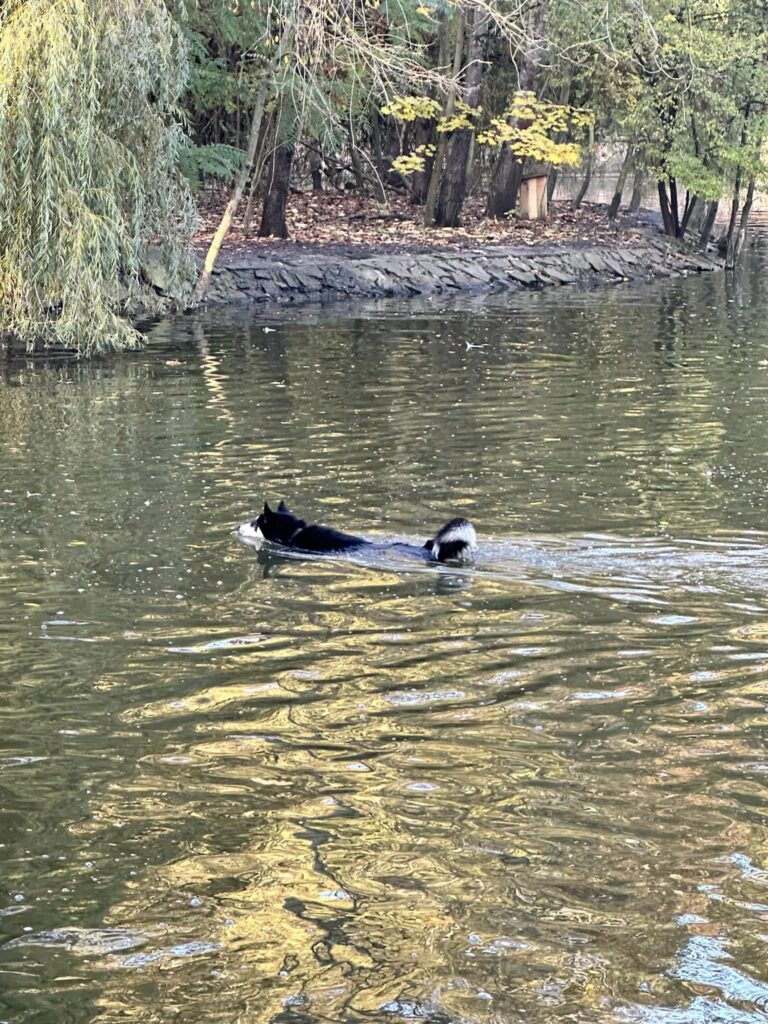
3, 249, 768, 1024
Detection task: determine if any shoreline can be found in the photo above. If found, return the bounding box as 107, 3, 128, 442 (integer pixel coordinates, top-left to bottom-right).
3, 221, 727, 357
188, 234, 724, 310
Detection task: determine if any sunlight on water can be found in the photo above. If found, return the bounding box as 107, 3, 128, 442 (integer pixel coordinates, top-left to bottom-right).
2, 249, 768, 1022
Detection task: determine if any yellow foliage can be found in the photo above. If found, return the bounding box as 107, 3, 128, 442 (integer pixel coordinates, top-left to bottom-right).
392, 153, 427, 174
436, 100, 480, 133
386, 90, 593, 176
381, 95, 441, 122
391, 143, 435, 176
475, 91, 592, 167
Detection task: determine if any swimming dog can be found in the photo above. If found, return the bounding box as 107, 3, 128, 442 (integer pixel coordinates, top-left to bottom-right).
238, 501, 477, 564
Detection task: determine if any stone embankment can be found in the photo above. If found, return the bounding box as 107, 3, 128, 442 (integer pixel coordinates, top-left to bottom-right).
196, 236, 723, 308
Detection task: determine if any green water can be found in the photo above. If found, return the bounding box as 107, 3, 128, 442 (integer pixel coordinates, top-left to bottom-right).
2, 253, 768, 1023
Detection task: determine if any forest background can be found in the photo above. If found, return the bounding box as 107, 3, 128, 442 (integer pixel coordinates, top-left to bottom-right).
0, 0, 766, 355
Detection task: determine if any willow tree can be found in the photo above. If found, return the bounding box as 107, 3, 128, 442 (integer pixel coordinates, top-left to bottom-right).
0, 0, 196, 355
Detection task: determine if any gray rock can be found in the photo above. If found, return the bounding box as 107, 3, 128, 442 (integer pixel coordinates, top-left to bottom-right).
535, 261, 576, 284
142, 245, 171, 292
192, 238, 724, 310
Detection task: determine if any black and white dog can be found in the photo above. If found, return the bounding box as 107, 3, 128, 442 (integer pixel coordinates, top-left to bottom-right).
238, 501, 477, 564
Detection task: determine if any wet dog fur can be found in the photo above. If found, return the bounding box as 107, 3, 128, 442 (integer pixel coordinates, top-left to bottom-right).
238, 501, 477, 565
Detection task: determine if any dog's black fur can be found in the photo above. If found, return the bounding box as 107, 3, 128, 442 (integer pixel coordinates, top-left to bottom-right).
238, 500, 477, 564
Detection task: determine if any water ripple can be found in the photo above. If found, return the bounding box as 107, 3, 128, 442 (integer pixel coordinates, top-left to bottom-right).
4, 261, 768, 1022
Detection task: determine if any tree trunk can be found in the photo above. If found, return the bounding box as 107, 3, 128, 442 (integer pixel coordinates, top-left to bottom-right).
629, 161, 645, 211
678, 193, 698, 238
731, 177, 756, 265
258, 144, 294, 238
363, 150, 388, 204
487, 4, 548, 217
371, 109, 385, 181
384, 116, 402, 185
433, 125, 472, 228
683, 195, 706, 238
242, 112, 274, 238
348, 116, 367, 192
668, 177, 681, 235
190, 72, 270, 305
607, 140, 635, 220
487, 146, 525, 219
310, 148, 323, 192
409, 118, 434, 206
657, 180, 675, 236
699, 199, 719, 248
573, 123, 594, 208
424, 11, 464, 225
724, 166, 743, 266
434, 10, 489, 227
241, 163, 261, 239
725, 110, 751, 265
547, 165, 560, 203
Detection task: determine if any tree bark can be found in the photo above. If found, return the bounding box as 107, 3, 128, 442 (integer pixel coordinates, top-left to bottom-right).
190, 72, 270, 305
683, 194, 706, 238
731, 177, 756, 265
699, 199, 719, 248
487, 146, 525, 219
408, 118, 434, 206
678, 193, 698, 238
310, 148, 323, 192
724, 171, 744, 267
487, 3, 548, 217
607, 140, 635, 220
657, 180, 675, 236
384, 115, 402, 185
668, 177, 681, 235
573, 122, 594, 208
547, 165, 559, 203
371, 108, 385, 182
348, 115, 367, 192
434, 10, 489, 227
363, 149, 388, 204
424, 11, 464, 226
242, 112, 274, 239
629, 161, 645, 211
724, 109, 751, 265
258, 144, 294, 238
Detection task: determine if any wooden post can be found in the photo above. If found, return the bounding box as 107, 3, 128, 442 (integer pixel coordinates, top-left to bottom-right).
519, 173, 548, 219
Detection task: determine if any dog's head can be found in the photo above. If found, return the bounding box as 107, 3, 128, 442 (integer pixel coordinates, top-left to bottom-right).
238, 500, 305, 545
428, 518, 477, 564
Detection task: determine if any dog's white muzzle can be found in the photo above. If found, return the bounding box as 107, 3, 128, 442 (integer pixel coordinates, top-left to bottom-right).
237, 520, 264, 543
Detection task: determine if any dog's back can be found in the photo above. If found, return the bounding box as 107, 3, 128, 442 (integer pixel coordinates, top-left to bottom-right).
288, 523, 368, 553
240, 501, 476, 564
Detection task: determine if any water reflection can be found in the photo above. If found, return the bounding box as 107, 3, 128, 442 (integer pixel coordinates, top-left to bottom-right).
2, 250, 768, 1022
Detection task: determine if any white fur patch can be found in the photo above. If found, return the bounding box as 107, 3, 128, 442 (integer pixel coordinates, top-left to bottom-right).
237, 520, 264, 543
437, 521, 477, 549
432, 520, 477, 564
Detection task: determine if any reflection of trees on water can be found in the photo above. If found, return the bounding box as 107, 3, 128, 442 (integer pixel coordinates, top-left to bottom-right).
183, 267, 767, 538
4, 268, 768, 1021
5, 262, 763, 545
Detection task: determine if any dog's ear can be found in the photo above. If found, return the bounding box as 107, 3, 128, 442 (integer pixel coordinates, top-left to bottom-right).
277, 500, 288, 512
263, 501, 272, 515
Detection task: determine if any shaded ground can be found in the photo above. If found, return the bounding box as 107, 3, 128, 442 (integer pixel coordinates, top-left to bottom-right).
186, 187, 720, 314
193, 188, 663, 264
